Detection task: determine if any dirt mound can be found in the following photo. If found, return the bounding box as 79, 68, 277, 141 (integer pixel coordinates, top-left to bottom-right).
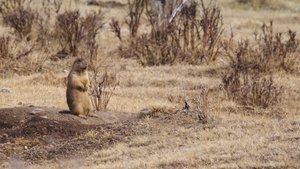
0, 106, 210, 162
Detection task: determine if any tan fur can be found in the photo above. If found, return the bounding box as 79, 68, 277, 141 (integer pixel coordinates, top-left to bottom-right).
66, 58, 94, 117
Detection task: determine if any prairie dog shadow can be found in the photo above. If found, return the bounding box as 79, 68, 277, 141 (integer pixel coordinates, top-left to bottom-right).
59, 110, 72, 115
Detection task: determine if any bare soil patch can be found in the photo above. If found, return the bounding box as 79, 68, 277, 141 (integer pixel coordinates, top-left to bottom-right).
0, 106, 209, 163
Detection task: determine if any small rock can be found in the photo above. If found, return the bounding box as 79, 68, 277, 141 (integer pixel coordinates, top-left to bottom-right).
24, 146, 28, 150
30, 108, 44, 115
29, 112, 37, 115
40, 116, 48, 119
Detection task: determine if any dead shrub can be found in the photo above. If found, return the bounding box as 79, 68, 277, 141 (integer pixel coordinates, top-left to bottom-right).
220, 22, 294, 109
258, 22, 298, 72
126, 0, 145, 38
55, 10, 103, 59
89, 70, 118, 111
112, 0, 223, 66
0, 0, 34, 39
55, 10, 82, 57
83, 11, 104, 69
34, 0, 62, 48
222, 21, 299, 73
223, 71, 282, 109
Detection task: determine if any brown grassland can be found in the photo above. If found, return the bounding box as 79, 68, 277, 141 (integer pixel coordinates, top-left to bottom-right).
0, 0, 300, 168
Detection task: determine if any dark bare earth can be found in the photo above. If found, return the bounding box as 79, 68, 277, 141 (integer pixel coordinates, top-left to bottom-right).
0, 106, 208, 163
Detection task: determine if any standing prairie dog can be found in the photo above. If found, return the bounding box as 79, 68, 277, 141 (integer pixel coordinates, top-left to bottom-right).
66, 58, 96, 118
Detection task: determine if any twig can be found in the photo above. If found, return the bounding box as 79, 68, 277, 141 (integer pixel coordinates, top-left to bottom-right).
168, 0, 189, 23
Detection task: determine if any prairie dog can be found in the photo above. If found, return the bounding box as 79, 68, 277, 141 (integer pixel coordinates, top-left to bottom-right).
66, 58, 95, 118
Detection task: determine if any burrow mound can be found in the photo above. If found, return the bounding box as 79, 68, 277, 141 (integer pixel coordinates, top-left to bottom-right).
0, 106, 212, 162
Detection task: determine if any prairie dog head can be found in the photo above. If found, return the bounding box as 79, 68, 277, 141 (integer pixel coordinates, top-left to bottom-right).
72, 58, 88, 72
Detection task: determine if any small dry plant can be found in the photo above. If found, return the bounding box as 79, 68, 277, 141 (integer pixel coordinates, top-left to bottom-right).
0, 0, 34, 39
89, 69, 118, 111
55, 10, 103, 58
189, 88, 209, 113
111, 0, 223, 66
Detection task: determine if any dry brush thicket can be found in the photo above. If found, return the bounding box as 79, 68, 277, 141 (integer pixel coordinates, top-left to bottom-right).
55, 10, 103, 61
111, 0, 224, 66
221, 21, 298, 108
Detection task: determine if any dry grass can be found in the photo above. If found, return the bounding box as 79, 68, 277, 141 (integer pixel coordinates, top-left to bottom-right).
0, 0, 300, 168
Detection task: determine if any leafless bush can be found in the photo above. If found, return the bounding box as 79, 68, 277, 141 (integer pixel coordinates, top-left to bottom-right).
221, 23, 290, 108
126, 0, 145, 38
89, 70, 118, 111
113, 0, 223, 66
0, 0, 34, 39
223, 71, 282, 109
55, 10, 103, 59
223, 21, 298, 73
34, 0, 62, 47
128, 33, 178, 66
83, 11, 104, 69
55, 10, 82, 57
258, 22, 298, 72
